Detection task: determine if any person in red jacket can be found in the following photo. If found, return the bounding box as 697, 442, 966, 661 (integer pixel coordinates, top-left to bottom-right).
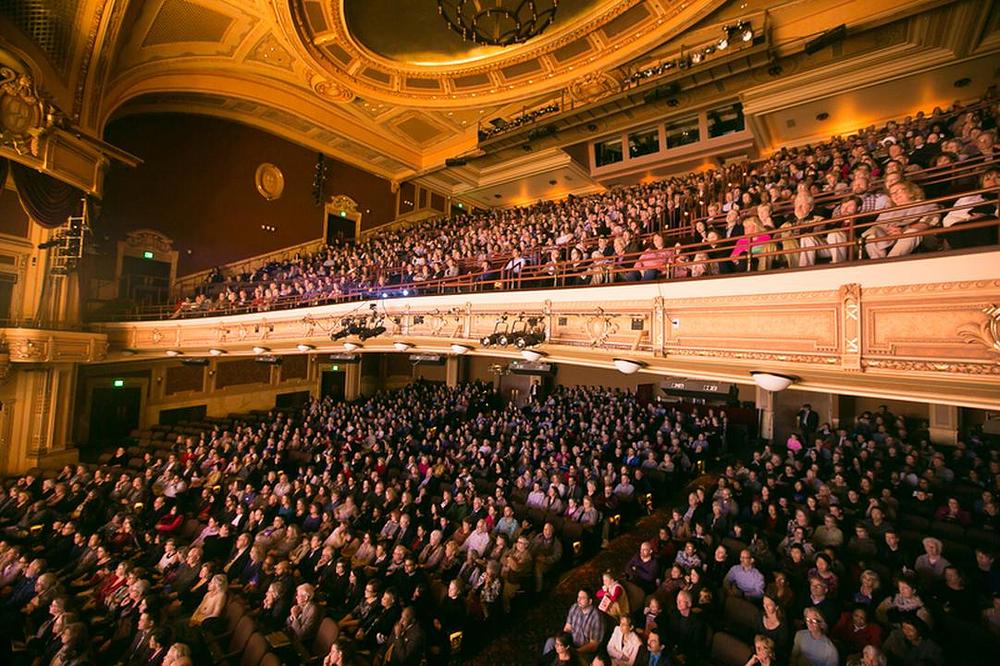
831, 607, 882, 655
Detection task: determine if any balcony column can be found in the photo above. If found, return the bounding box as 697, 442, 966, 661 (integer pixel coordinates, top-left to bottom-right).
445, 355, 466, 388
928, 403, 959, 445
344, 362, 362, 401
756, 386, 775, 442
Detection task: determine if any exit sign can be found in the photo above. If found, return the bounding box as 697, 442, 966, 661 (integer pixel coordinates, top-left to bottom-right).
331, 364, 341, 372
113, 379, 125, 388
143, 251, 154, 259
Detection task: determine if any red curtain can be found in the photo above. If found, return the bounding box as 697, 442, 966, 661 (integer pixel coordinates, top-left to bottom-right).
7, 159, 83, 228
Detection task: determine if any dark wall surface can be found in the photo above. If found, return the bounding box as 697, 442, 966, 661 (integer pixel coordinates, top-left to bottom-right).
101, 114, 397, 274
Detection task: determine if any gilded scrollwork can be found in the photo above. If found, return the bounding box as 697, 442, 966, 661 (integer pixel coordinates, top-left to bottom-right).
958, 304, 1000, 355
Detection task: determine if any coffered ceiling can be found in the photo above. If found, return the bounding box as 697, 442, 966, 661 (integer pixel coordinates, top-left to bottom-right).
0, 0, 997, 193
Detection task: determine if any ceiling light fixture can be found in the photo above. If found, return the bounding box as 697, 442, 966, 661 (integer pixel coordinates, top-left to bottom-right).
613, 358, 645, 375
437, 0, 559, 47
450, 344, 472, 355
343, 342, 362, 352
165, 350, 182, 357
750, 371, 796, 392
252, 346, 270, 354
393, 341, 413, 352
296, 344, 315, 352
209, 348, 226, 356
521, 349, 545, 362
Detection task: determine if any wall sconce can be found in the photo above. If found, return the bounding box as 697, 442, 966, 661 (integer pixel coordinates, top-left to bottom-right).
343, 342, 361, 352
165, 350, 182, 357
209, 348, 227, 356
393, 341, 413, 351
296, 344, 315, 352
252, 346, 270, 354
450, 344, 472, 355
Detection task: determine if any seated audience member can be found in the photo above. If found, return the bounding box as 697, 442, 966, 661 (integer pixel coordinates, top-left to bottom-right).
790, 606, 839, 666
606, 615, 642, 666
544, 588, 604, 658
864, 180, 941, 258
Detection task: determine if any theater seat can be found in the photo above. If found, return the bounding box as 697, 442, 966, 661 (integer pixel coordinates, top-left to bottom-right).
710, 631, 753, 666
236, 633, 268, 666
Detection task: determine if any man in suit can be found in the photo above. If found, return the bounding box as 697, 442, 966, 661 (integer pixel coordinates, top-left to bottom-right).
286, 583, 321, 646
118, 611, 155, 666
384, 605, 426, 666
145, 629, 170, 666
222, 532, 251, 580
634, 630, 668, 666
797, 403, 820, 441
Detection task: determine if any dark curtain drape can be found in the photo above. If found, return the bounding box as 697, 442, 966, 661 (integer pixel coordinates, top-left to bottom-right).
8, 159, 83, 228
0, 158, 8, 192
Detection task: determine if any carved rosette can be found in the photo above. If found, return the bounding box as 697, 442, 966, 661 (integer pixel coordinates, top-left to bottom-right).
311, 75, 355, 103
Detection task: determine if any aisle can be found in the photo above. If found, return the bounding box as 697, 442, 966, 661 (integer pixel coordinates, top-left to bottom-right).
467, 473, 715, 664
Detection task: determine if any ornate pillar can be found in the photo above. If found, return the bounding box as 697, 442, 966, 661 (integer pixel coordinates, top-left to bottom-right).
2, 365, 78, 474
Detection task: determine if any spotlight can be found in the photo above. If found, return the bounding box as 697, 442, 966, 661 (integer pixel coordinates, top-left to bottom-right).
717, 37, 728, 50
691, 52, 703, 64
741, 23, 753, 41
402, 289, 410, 296
514, 331, 546, 349
331, 328, 350, 340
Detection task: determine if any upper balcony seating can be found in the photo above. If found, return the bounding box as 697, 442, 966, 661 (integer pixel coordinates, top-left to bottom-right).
113, 98, 999, 322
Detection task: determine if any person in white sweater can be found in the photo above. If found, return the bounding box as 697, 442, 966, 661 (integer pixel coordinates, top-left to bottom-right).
607, 615, 643, 666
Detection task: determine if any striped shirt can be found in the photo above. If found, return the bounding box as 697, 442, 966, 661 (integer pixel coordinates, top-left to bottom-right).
566, 603, 604, 648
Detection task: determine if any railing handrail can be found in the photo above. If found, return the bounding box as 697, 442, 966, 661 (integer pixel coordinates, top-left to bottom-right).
93, 183, 998, 323
159, 157, 997, 301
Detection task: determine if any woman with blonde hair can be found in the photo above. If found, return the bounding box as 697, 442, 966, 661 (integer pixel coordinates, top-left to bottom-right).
745, 634, 777, 666
189, 574, 228, 627
729, 216, 776, 271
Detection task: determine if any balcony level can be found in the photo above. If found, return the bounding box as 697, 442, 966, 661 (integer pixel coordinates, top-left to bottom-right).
93, 248, 1000, 410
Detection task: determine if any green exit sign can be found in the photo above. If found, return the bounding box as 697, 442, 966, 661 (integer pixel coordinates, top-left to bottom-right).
331, 364, 341, 372
143, 251, 154, 259
113, 379, 125, 388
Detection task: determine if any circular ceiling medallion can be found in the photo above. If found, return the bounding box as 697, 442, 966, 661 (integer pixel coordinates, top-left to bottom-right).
255, 163, 285, 201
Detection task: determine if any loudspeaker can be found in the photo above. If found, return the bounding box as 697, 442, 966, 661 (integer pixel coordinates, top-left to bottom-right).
445, 158, 468, 167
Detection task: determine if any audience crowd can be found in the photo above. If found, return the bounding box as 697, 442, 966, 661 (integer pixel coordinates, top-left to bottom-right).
0, 381, 730, 665
168, 94, 999, 318
543, 403, 1000, 666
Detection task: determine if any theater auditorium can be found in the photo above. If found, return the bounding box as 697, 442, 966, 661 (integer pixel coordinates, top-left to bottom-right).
0, 1, 998, 664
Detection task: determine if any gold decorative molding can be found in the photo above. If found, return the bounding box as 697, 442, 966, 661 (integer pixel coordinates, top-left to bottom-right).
958, 304, 1000, 356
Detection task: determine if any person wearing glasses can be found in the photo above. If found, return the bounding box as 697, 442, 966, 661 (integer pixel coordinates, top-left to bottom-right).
790, 606, 838, 666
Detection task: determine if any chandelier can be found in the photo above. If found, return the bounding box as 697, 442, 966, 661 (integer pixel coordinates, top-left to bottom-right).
437, 0, 559, 47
